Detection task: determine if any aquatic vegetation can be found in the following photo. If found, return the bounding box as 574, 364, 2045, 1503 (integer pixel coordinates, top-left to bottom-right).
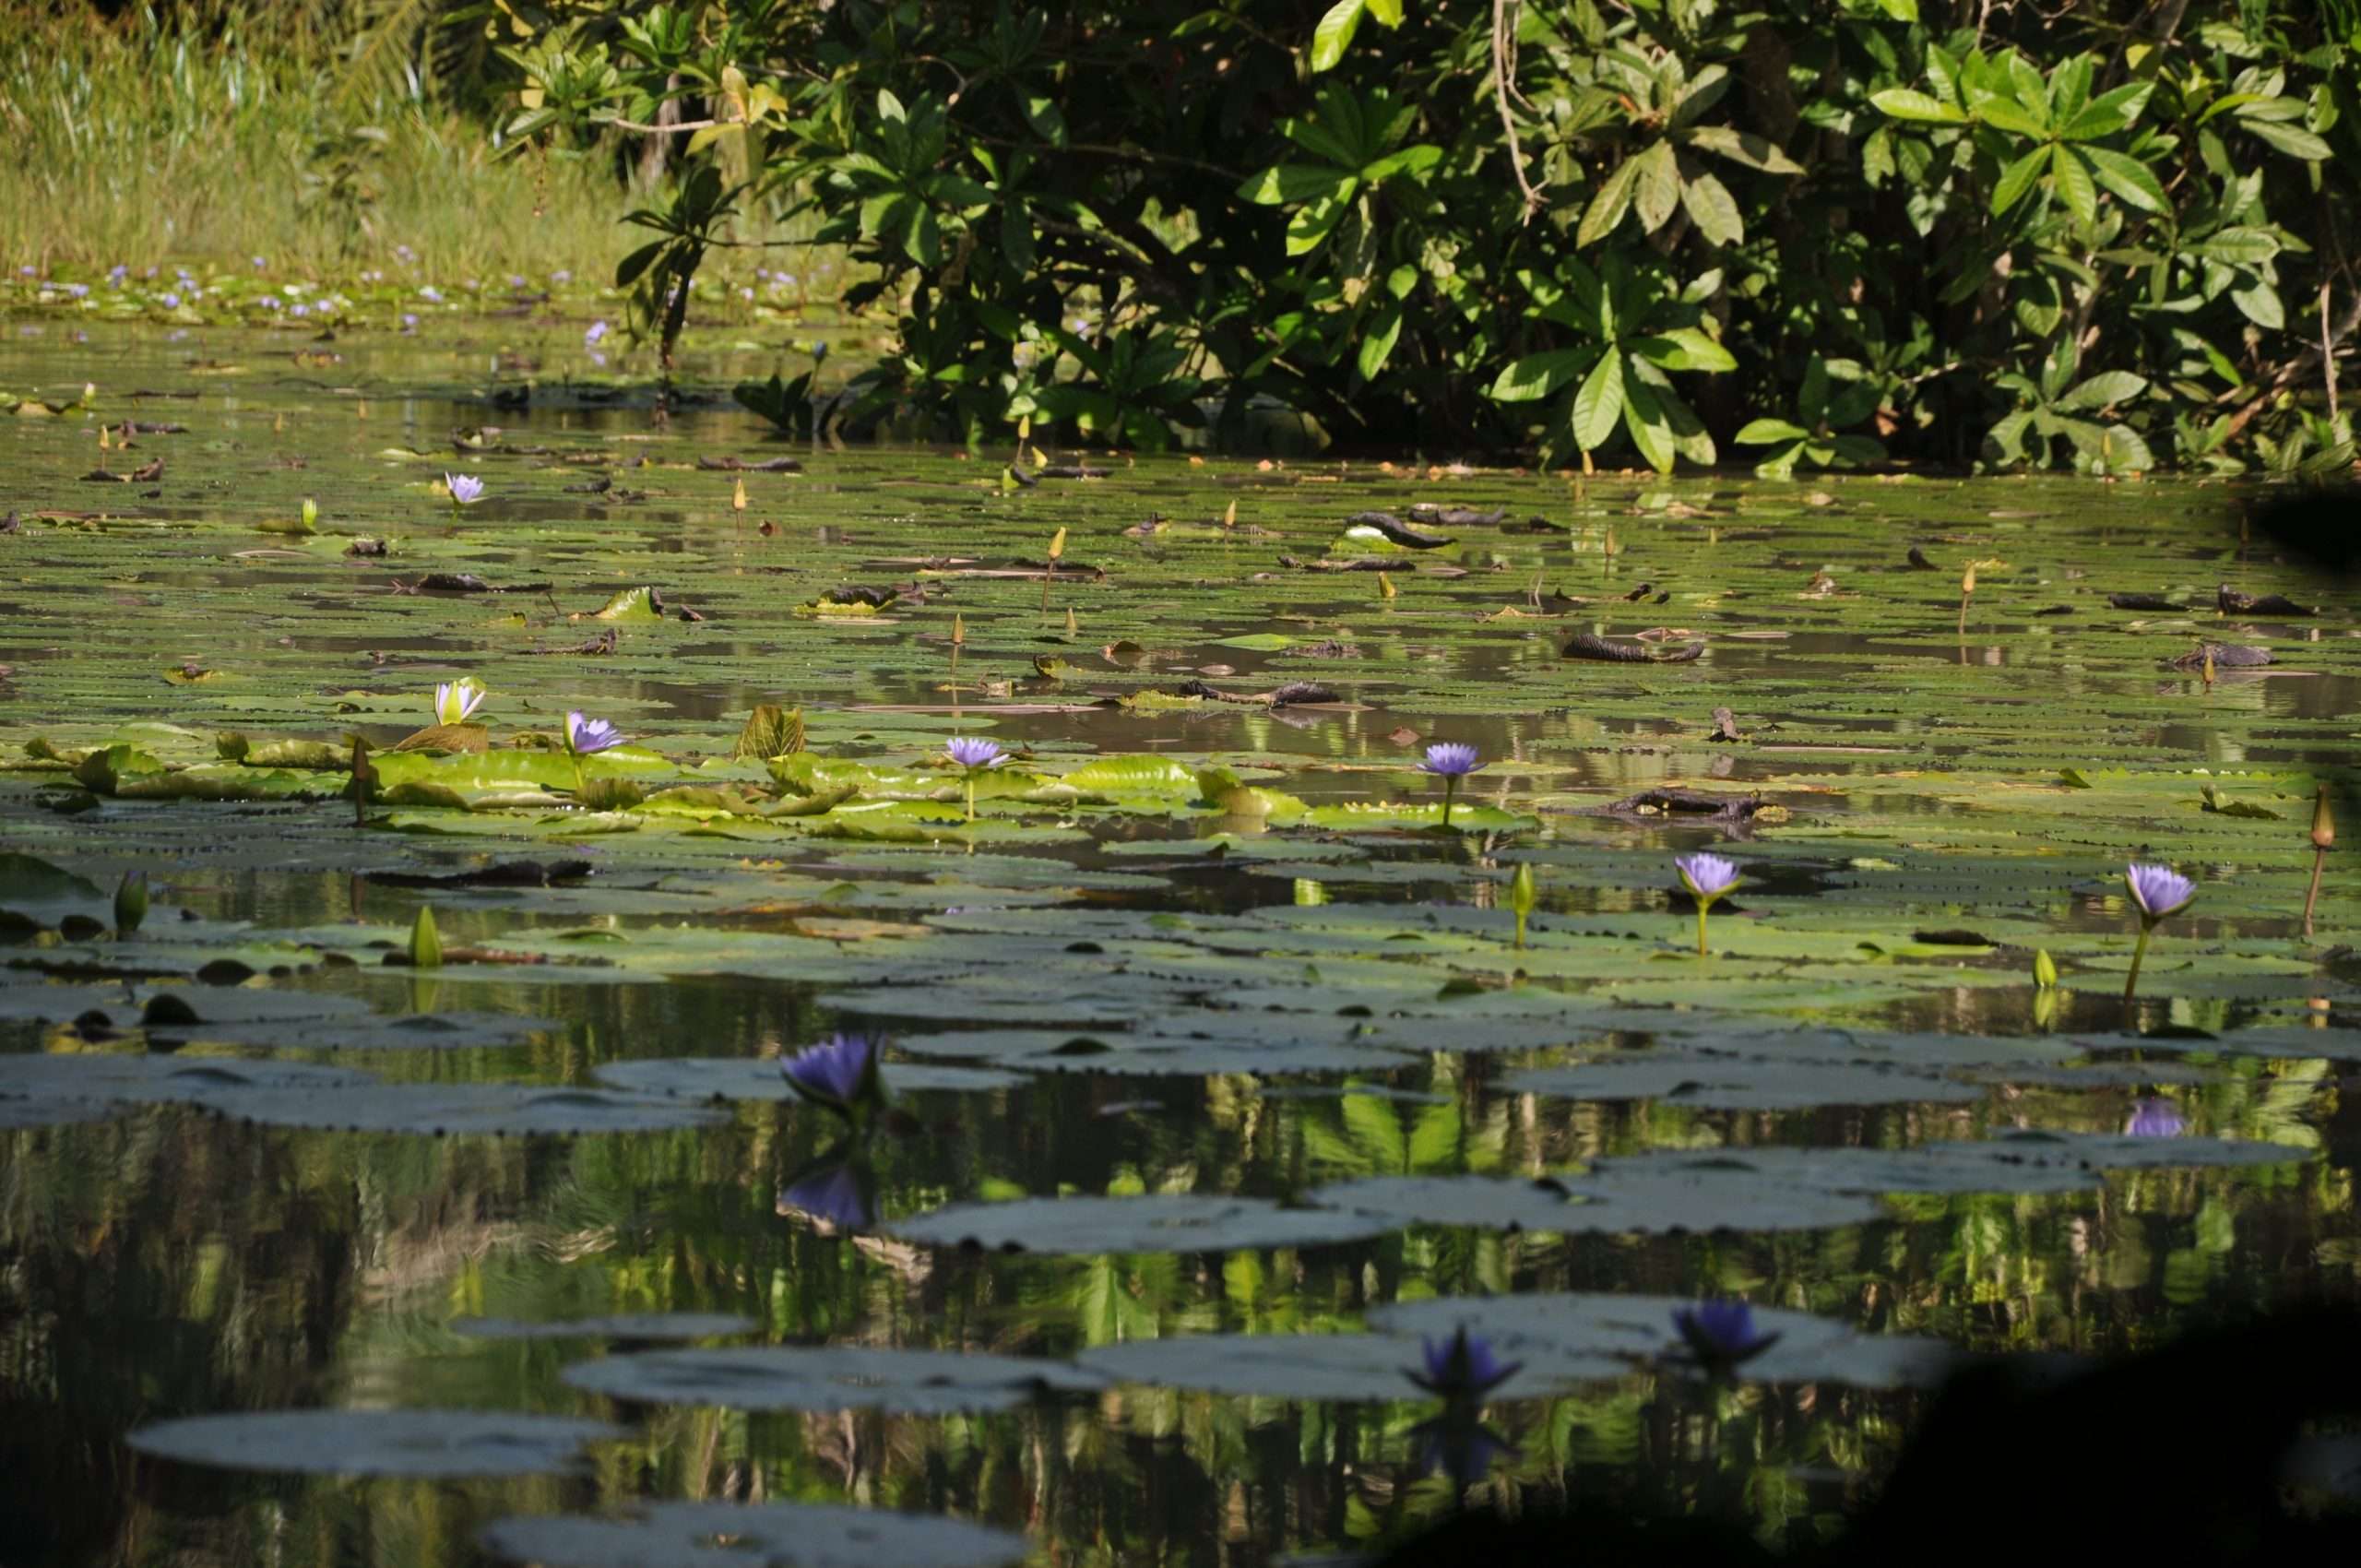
1674, 851, 1741, 956
111, 869, 145, 935
2121, 861, 2198, 1004
945, 735, 1007, 821
433, 678, 487, 726
778, 1032, 886, 1128
444, 471, 484, 517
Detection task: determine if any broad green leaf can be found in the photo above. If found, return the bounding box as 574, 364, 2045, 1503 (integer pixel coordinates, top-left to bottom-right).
1620, 376, 1676, 472
2090, 424, 2154, 474
2232, 279, 2285, 330
1284, 186, 1356, 255
1489, 350, 1592, 403
1680, 125, 1806, 173
1360, 144, 1442, 183
1633, 142, 1680, 233
2243, 119, 2330, 160
2188, 227, 2282, 265
1679, 168, 1743, 247
1990, 145, 2049, 215
1870, 89, 1966, 124
1577, 157, 1641, 245
1629, 327, 1737, 372
1238, 165, 1356, 206
1735, 418, 1811, 445
1309, 0, 1365, 73
1366, 0, 1403, 21
2055, 372, 2146, 413
1357, 303, 1403, 380
2081, 147, 2167, 213
2051, 145, 2097, 224
1572, 351, 1626, 450
1975, 94, 2050, 138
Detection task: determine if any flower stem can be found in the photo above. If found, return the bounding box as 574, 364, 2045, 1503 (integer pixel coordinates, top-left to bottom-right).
570, 754, 585, 800
965, 775, 977, 824
1696, 905, 1711, 957
2303, 845, 2327, 938
2122, 921, 2153, 1005
1442, 777, 1457, 829
1513, 909, 1527, 951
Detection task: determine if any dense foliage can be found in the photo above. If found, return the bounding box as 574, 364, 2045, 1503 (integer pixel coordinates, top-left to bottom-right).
498, 0, 2359, 472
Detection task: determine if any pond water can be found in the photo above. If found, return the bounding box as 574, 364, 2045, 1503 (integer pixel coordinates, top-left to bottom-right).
1, 323, 2356, 1566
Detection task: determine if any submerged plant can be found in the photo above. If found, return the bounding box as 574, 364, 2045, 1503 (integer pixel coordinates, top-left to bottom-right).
945, 735, 1006, 822
1420, 742, 1482, 827
2120, 861, 2196, 1004
433, 679, 486, 726
779, 1033, 887, 1130
1671, 1299, 1780, 1377
1674, 852, 1741, 956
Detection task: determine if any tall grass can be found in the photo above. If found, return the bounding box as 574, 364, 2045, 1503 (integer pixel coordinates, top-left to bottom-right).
0, 3, 633, 280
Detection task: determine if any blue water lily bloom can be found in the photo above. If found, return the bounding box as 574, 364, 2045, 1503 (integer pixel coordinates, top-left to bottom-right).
1420, 742, 1482, 827
1674, 852, 1742, 956
585, 319, 609, 349
1406, 1325, 1523, 1403
433, 680, 486, 726
1672, 1299, 1782, 1374
444, 473, 484, 506
946, 736, 1006, 822
565, 712, 623, 756
2126, 1096, 2187, 1138
779, 1033, 887, 1126
2121, 861, 2197, 1004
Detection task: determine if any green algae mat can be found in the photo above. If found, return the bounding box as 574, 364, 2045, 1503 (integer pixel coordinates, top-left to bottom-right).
1, 325, 2356, 1562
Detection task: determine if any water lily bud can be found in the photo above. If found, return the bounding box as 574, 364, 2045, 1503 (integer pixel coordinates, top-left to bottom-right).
301, 497, 318, 529
1961, 564, 1977, 597
2313, 784, 2335, 850
409, 905, 443, 969
1509, 861, 1536, 918
2033, 947, 2058, 989
114, 870, 148, 935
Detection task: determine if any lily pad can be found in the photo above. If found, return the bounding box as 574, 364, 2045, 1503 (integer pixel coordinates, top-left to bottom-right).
450, 1313, 755, 1342
1074, 1332, 1575, 1401
591, 1056, 1028, 1099
889, 1194, 1394, 1254
560, 1345, 1101, 1414
480, 1502, 1031, 1568
195, 1084, 728, 1135
126, 1409, 623, 1477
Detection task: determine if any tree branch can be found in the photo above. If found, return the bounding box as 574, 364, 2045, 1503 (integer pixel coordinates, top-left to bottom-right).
1493, 0, 1545, 224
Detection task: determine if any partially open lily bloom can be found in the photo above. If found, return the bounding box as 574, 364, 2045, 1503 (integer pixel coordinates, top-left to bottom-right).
444, 473, 484, 505
1672, 1299, 1781, 1372
1406, 1325, 1522, 1403
2124, 862, 2197, 923
1676, 852, 1742, 901
564, 711, 623, 755
433, 679, 485, 726
1420, 742, 1483, 778
779, 1033, 886, 1123
585, 319, 608, 349
946, 736, 1006, 771
2126, 1096, 2187, 1139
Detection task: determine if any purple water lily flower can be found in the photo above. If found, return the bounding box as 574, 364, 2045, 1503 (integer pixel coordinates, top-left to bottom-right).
400, 313, 419, 332
1676, 852, 1741, 900
779, 1033, 886, 1123
2125, 862, 2196, 923
160, 292, 181, 309
584, 319, 608, 348
946, 737, 1006, 770
564, 712, 623, 755
2126, 1096, 2187, 1138
433, 680, 485, 726
1672, 1300, 1781, 1373
1406, 1325, 1523, 1402
2121, 861, 2197, 1005
444, 473, 483, 505
1675, 852, 1742, 956
1420, 742, 1483, 778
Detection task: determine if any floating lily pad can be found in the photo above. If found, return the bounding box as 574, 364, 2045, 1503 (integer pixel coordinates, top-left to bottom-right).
126, 1409, 623, 1477
480, 1502, 1031, 1568
1504, 1052, 1987, 1111
889, 1194, 1394, 1254
0, 1051, 377, 1106
591, 1056, 1027, 1099
560, 1345, 1101, 1414
195, 1084, 727, 1135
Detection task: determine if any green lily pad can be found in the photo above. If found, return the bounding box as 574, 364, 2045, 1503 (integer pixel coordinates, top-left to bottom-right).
126, 1410, 624, 1478
480, 1503, 1031, 1568
560, 1345, 1101, 1413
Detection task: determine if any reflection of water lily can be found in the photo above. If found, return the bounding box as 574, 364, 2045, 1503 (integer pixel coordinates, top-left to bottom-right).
434, 679, 486, 726
778, 1148, 878, 1232
1671, 1299, 1781, 1375
2126, 1096, 2186, 1138
1420, 742, 1482, 827
1406, 1325, 1522, 1403
1411, 1408, 1518, 1491
1675, 852, 1742, 956
2121, 861, 2196, 1004
779, 1033, 887, 1127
